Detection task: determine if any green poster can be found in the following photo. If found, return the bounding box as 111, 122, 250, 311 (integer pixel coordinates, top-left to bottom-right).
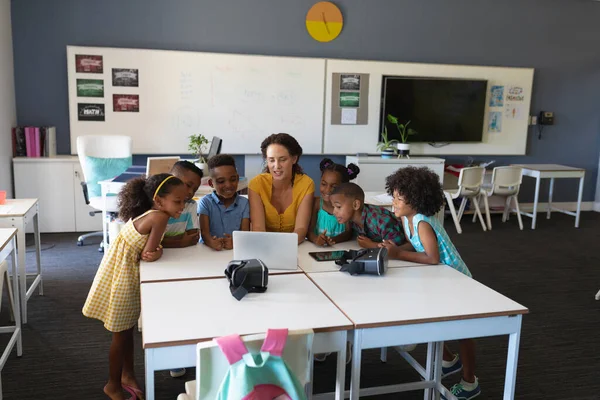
339, 91, 359, 108
77, 79, 104, 97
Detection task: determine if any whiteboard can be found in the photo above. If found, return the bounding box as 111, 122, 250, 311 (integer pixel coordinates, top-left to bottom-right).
324, 59, 534, 155
67, 46, 326, 154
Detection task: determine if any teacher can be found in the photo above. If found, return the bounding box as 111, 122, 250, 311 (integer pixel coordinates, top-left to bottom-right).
248, 133, 315, 243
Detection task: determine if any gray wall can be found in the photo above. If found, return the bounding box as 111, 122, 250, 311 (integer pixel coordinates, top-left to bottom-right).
11, 0, 600, 201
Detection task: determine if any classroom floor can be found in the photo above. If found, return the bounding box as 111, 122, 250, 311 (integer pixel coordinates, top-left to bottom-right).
2, 212, 600, 399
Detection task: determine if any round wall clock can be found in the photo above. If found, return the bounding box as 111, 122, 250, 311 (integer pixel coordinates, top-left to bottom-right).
306, 2, 343, 42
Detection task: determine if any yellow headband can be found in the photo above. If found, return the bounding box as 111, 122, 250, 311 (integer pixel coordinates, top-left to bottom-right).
153, 175, 175, 200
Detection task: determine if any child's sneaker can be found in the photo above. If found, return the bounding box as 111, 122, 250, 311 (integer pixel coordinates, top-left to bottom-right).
442, 354, 462, 378
443, 378, 481, 400
314, 353, 331, 362
170, 368, 186, 378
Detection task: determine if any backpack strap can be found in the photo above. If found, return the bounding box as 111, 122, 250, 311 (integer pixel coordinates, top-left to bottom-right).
260, 329, 288, 357
214, 334, 248, 365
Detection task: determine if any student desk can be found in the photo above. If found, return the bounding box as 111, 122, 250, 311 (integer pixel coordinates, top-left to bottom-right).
0, 228, 23, 368
141, 274, 353, 400
298, 241, 424, 273
309, 266, 528, 400
0, 199, 43, 324
140, 243, 301, 283
512, 164, 585, 229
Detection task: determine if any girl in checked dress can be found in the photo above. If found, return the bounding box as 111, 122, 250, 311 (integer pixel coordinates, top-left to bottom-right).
83, 173, 187, 400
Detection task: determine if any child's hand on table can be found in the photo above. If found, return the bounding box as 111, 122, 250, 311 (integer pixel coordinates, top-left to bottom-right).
222, 234, 233, 250
315, 229, 335, 247
141, 246, 163, 262
183, 230, 200, 246
357, 235, 378, 249
379, 239, 399, 258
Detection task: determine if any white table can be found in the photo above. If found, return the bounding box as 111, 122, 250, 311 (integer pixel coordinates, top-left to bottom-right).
309, 266, 528, 400
0, 229, 23, 377
141, 274, 352, 400
512, 164, 585, 229
100, 176, 248, 250
140, 243, 301, 283
298, 241, 425, 274
0, 199, 43, 324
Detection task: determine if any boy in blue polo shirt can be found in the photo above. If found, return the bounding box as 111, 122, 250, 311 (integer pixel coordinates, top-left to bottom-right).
198, 154, 250, 250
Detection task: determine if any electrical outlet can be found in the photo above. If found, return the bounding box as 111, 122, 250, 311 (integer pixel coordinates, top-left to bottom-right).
529, 115, 538, 125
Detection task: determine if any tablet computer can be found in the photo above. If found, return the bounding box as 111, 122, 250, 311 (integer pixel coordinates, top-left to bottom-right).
308, 250, 347, 262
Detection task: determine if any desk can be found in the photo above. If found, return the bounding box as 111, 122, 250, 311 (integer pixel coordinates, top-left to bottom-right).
0, 229, 23, 373
309, 266, 528, 400
140, 243, 301, 283
100, 171, 248, 249
512, 164, 585, 229
141, 274, 353, 400
298, 241, 425, 274
0, 199, 43, 324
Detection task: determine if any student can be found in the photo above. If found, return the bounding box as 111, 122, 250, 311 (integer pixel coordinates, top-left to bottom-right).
162, 161, 203, 249
329, 182, 404, 248
380, 166, 480, 400
198, 154, 250, 250
83, 173, 187, 400
307, 158, 360, 246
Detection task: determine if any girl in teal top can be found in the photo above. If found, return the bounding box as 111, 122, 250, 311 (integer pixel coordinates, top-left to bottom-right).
380, 166, 481, 400
308, 158, 360, 246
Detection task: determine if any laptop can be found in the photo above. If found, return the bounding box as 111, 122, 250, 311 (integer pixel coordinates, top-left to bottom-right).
233, 231, 298, 270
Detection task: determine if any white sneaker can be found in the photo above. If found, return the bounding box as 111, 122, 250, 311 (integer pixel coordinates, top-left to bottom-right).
170, 368, 186, 378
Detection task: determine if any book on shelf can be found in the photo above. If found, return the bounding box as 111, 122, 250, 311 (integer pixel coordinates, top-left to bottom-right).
11, 126, 56, 157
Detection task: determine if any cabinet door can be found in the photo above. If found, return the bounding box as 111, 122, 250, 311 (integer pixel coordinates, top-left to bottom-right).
14, 162, 76, 232
73, 163, 103, 232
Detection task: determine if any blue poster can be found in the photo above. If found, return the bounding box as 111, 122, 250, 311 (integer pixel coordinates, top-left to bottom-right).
490, 85, 504, 107
488, 111, 502, 133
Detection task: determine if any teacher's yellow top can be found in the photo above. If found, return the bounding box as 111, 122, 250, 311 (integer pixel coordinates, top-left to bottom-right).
249, 173, 315, 233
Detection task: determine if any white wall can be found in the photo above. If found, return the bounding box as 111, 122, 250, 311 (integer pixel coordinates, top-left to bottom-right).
0, 0, 15, 197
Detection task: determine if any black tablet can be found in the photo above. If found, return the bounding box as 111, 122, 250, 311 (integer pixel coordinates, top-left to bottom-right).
308, 250, 347, 262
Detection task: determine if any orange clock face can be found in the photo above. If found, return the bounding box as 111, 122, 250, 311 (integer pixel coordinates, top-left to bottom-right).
306, 2, 343, 42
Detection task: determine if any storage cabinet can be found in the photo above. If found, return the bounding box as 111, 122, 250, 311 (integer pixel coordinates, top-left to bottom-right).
13, 157, 102, 233
345, 156, 445, 192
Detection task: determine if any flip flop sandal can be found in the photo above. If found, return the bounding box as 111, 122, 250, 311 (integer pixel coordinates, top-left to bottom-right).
123, 384, 145, 400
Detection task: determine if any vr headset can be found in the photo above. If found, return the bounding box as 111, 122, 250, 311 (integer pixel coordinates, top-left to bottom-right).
224, 259, 269, 301
335, 248, 388, 276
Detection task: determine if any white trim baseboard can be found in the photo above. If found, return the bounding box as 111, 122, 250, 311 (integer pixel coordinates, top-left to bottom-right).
594, 202, 600, 212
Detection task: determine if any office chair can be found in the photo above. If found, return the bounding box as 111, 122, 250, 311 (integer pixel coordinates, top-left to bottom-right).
76, 135, 133, 251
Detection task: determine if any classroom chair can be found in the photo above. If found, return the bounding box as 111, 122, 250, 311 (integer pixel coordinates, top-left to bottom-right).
0, 261, 23, 399
76, 135, 133, 251
443, 166, 487, 234
476, 166, 524, 230
177, 329, 314, 400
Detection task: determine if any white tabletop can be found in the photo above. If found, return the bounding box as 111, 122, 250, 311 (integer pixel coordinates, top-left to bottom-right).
140, 243, 302, 283
309, 266, 528, 328
141, 274, 353, 348
0, 199, 37, 217
0, 228, 17, 251
512, 164, 584, 172
298, 241, 425, 273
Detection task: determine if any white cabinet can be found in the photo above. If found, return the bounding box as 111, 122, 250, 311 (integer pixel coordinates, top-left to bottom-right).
345, 156, 446, 192
13, 157, 102, 233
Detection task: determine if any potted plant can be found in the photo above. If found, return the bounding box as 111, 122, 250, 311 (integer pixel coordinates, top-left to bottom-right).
387, 114, 417, 158
188, 133, 210, 172
376, 126, 399, 159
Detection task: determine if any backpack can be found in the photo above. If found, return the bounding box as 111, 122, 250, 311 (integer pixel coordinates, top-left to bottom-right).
214, 329, 308, 400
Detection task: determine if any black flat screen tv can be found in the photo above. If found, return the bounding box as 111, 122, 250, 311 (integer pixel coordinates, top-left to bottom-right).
380, 76, 488, 143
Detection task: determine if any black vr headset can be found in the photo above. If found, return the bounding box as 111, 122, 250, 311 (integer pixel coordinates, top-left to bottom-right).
335, 248, 388, 276
224, 259, 269, 301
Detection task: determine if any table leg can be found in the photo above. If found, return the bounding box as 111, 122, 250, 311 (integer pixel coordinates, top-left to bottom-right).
547, 178, 554, 219
145, 349, 155, 400
575, 176, 584, 228
433, 342, 443, 400
424, 342, 435, 400
503, 316, 522, 399
350, 330, 362, 400
531, 176, 541, 229
33, 211, 43, 295
15, 219, 27, 324
10, 238, 22, 356
335, 332, 347, 400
